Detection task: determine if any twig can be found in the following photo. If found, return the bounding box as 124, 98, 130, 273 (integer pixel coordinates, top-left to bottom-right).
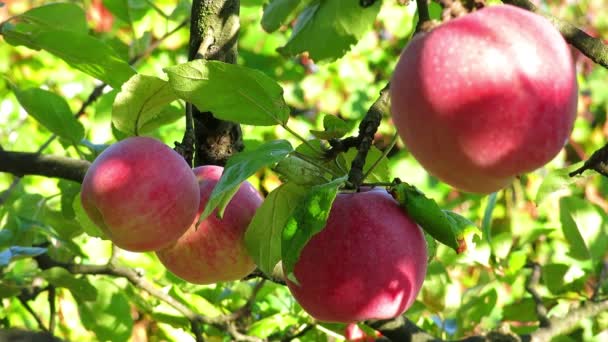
18, 296, 49, 332
48, 286, 57, 334
530, 299, 608, 341
280, 324, 315, 342
347, 84, 391, 188
34, 253, 261, 342
569, 143, 608, 178
416, 0, 431, 32
525, 262, 551, 328
503, 0, 608, 68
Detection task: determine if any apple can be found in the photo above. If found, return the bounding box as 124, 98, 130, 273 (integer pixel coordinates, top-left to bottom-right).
81, 136, 200, 252
87, 0, 114, 33
156, 165, 263, 284
284, 189, 427, 323
390, 5, 578, 193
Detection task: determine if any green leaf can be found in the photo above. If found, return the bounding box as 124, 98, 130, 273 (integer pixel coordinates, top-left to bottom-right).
273, 155, 330, 186
5, 3, 87, 33
40, 267, 97, 302
13, 87, 84, 142
542, 263, 570, 294
168, 286, 224, 318
58, 180, 81, 219
277, 0, 381, 61
559, 196, 608, 262
503, 298, 539, 322
112, 74, 180, 136
42, 208, 83, 239
444, 210, 481, 251
0, 246, 47, 266
390, 182, 461, 252
535, 164, 581, 205
3, 26, 136, 88
73, 192, 107, 239
103, 0, 149, 24
559, 197, 592, 261
247, 313, 298, 338
310, 114, 355, 140
262, 0, 304, 33
200, 140, 293, 220
165, 60, 289, 126
482, 192, 498, 247
77, 278, 133, 342
281, 177, 345, 282
245, 183, 308, 275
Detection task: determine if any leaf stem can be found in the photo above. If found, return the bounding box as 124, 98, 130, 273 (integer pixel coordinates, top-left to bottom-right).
361, 132, 399, 183
292, 151, 340, 178
281, 123, 324, 155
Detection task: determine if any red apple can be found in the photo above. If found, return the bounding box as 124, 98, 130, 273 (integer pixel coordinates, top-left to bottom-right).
156, 165, 263, 284
81, 136, 200, 252
87, 0, 114, 33
390, 5, 578, 193
285, 189, 427, 323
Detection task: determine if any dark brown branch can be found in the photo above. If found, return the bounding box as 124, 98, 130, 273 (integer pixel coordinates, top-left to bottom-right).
187, 0, 243, 167
18, 295, 49, 332
48, 286, 57, 334
503, 0, 608, 68
416, 0, 431, 32
569, 143, 608, 178
525, 262, 551, 328
347, 84, 391, 188
368, 316, 439, 342
0, 150, 90, 183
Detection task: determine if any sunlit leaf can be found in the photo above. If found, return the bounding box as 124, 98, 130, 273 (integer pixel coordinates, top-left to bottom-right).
245, 183, 308, 275
277, 0, 381, 61
13, 87, 84, 143
281, 177, 345, 282
200, 140, 293, 220
112, 74, 180, 136
165, 60, 290, 126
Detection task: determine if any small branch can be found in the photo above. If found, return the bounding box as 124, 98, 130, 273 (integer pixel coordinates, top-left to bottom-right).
361, 132, 399, 183
243, 268, 286, 285
280, 324, 315, 342
34, 253, 261, 342
18, 296, 49, 332
416, 0, 431, 32
368, 316, 439, 342
503, 0, 608, 68
525, 262, 551, 328
347, 84, 391, 188
531, 300, 608, 341
569, 143, 608, 178
0, 150, 91, 183
48, 286, 57, 334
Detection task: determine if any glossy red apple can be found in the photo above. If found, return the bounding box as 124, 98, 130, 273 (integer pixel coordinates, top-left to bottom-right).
81, 136, 200, 252
390, 5, 578, 193
156, 165, 263, 284
285, 189, 427, 323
